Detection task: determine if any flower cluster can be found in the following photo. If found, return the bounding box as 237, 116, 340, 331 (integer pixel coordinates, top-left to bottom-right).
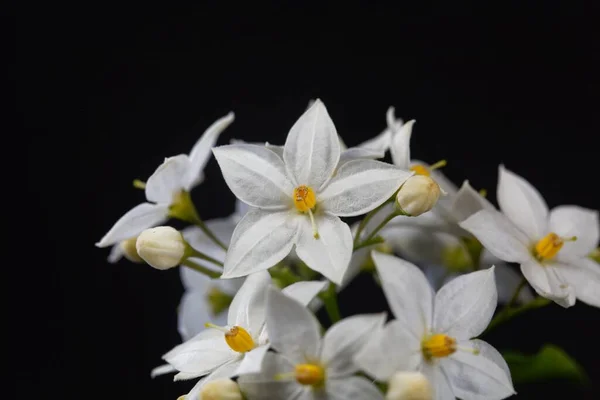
97, 99, 599, 399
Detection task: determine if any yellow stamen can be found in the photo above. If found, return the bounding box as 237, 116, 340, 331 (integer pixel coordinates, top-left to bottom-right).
479, 189, 487, 198
133, 179, 146, 189
534, 232, 577, 261
307, 209, 320, 239
422, 334, 457, 360
205, 323, 255, 353
294, 363, 325, 387
293, 185, 317, 212
409, 160, 447, 177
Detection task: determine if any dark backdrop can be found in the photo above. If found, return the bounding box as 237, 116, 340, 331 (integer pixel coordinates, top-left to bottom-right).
20, 3, 599, 399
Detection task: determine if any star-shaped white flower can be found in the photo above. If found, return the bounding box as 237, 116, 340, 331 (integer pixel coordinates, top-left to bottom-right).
96, 112, 235, 250
460, 166, 600, 308
212, 99, 411, 284
238, 287, 386, 400
355, 252, 515, 400
158, 271, 326, 400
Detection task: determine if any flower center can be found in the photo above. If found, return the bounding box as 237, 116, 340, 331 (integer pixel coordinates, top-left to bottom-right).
422, 334, 456, 360
205, 323, 255, 353
295, 363, 325, 387
409, 159, 447, 177
534, 232, 577, 261
293, 185, 316, 212
293, 185, 320, 239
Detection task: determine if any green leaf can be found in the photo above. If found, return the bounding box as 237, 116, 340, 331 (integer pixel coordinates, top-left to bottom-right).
502, 344, 588, 385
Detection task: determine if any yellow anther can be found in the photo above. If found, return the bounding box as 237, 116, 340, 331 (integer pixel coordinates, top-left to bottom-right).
410, 165, 430, 176
422, 334, 457, 360
293, 185, 317, 212
479, 189, 487, 198
133, 179, 146, 189
205, 323, 255, 353
295, 363, 325, 387
534, 232, 577, 261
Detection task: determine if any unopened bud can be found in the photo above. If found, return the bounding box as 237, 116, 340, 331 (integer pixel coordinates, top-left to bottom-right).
386, 371, 432, 400
136, 226, 186, 270
200, 378, 243, 400
119, 237, 144, 263
395, 175, 441, 216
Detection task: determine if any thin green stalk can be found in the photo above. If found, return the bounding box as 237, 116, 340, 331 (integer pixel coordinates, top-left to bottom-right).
186, 246, 224, 268
353, 236, 385, 251
361, 210, 401, 244
320, 282, 341, 324
192, 217, 228, 251
353, 200, 391, 247
181, 259, 221, 279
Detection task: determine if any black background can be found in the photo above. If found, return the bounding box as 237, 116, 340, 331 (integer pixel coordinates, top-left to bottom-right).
19, 2, 599, 399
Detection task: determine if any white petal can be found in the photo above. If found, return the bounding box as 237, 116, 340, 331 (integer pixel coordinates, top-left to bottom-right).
338, 147, 385, 167
382, 227, 453, 266
354, 319, 422, 381
150, 363, 177, 378
497, 165, 548, 240
145, 154, 190, 203
390, 119, 415, 169
233, 199, 251, 222
237, 353, 303, 400
212, 144, 294, 209
559, 258, 600, 308
95, 203, 168, 247
371, 252, 434, 340
419, 362, 455, 400
549, 206, 599, 258
107, 244, 124, 263
281, 280, 328, 306
319, 159, 412, 217
321, 313, 387, 377
357, 127, 393, 153
184, 111, 235, 190
265, 286, 321, 363
221, 209, 298, 280
459, 210, 531, 263
178, 290, 228, 341
265, 142, 284, 159
443, 339, 515, 400
182, 360, 241, 398
326, 377, 385, 400
450, 180, 496, 223
294, 213, 352, 285
283, 99, 340, 189
520, 261, 575, 307
234, 344, 269, 375
491, 263, 534, 304
434, 268, 498, 340
227, 270, 272, 334
163, 329, 236, 377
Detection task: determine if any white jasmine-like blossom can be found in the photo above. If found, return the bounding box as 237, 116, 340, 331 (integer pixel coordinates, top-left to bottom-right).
157, 271, 326, 400
355, 252, 515, 400
136, 226, 187, 270
199, 378, 243, 400
96, 112, 235, 249
460, 166, 600, 308
212, 99, 411, 284
396, 175, 442, 217
238, 287, 386, 400
386, 372, 433, 400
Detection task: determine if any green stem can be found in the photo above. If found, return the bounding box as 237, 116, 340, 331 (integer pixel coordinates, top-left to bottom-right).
192, 217, 228, 251
361, 210, 402, 244
353, 235, 385, 251
353, 199, 391, 247
186, 245, 224, 268
320, 281, 341, 324
181, 259, 221, 279
269, 265, 302, 287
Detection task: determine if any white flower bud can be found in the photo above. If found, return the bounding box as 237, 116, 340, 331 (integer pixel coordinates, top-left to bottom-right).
396, 175, 441, 216
136, 226, 186, 270
119, 237, 144, 263
386, 371, 432, 400
200, 378, 243, 400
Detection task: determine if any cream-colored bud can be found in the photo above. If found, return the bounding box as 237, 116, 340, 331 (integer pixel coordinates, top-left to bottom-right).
396, 175, 441, 216
200, 378, 243, 400
119, 237, 144, 263
386, 372, 432, 400
136, 226, 186, 270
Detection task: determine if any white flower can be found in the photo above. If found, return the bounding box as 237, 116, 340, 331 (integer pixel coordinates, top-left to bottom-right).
386, 372, 432, 400
396, 175, 441, 217
460, 166, 600, 308
238, 287, 386, 400
199, 378, 243, 400
355, 252, 515, 400
212, 99, 411, 284
156, 271, 326, 400
136, 226, 187, 270
96, 112, 235, 249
